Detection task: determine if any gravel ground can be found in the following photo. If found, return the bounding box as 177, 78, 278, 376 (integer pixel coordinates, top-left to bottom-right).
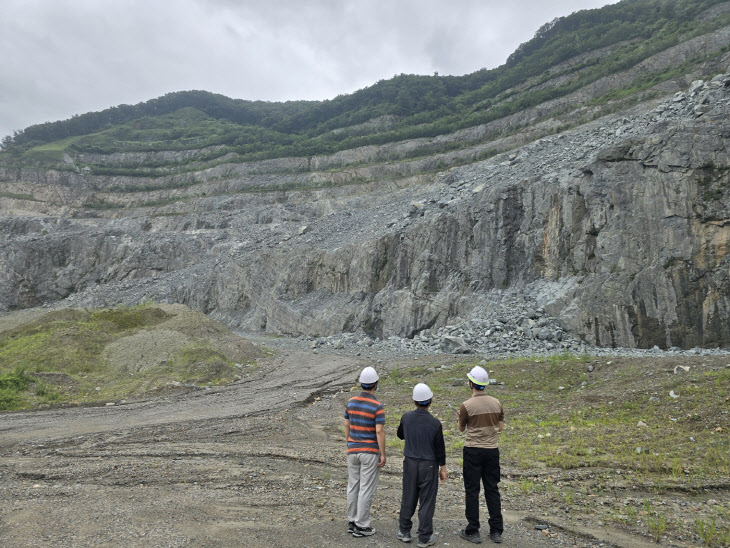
1, 345, 725, 548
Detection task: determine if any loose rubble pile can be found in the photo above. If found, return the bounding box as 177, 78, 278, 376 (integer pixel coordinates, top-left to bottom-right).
300, 328, 730, 360
260, 294, 730, 359
307, 294, 583, 356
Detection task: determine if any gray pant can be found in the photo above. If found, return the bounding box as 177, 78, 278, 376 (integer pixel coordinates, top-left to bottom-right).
347, 452, 380, 528
399, 457, 439, 543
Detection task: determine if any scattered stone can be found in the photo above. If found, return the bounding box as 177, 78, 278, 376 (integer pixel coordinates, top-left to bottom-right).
689, 80, 705, 94
439, 336, 473, 354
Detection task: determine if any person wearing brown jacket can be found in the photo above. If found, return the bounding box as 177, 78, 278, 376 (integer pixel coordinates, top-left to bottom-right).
457, 366, 504, 544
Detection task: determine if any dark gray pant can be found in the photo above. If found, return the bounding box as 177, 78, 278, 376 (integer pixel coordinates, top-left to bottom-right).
399, 457, 439, 543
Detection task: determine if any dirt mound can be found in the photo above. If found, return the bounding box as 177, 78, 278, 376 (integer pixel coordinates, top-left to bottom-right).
0, 303, 268, 407
29, 372, 78, 388
99, 304, 269, 375
102, 328, 192, 372
152, 303, 265, 364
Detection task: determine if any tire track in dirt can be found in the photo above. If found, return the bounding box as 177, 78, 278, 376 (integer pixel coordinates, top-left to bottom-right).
0, 350, 364, 446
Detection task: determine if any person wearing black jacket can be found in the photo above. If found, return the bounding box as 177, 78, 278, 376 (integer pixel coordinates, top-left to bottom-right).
396, 383, 447, 547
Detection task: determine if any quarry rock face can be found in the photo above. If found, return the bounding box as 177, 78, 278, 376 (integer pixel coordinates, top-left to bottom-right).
2, 69, 730, 350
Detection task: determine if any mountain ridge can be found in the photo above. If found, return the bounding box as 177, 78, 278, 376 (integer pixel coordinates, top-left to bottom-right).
3, 0, 730, 159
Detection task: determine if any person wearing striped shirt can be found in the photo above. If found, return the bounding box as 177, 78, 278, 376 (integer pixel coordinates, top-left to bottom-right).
344, 366, 386, 537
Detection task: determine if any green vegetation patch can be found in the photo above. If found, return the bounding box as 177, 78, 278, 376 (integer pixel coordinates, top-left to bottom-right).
378, 354, 729, 484
82, 200, 125, 210
4, 0, 730, 169
0, 305, 262, 410
375, 354, 729, 545
0, 192, 39, 201
0, 368, 40, 410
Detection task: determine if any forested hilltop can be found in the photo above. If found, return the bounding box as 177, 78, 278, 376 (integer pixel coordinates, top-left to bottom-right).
2, 0, 730, 167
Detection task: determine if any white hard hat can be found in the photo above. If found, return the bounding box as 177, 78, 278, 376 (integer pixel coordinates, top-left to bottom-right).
359, 366, 379, 385
412, 383, 434, 402
467, 365, 489, 386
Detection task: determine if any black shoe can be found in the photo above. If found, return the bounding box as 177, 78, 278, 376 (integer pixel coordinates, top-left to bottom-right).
348, 521, 356, 534
352, 525, 375, 537
490, 531, 503, 544
397, 529, 412, 542
460, 529, 482, 544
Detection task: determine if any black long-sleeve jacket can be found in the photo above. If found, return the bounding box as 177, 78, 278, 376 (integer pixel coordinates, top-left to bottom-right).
397, 408, 446, 466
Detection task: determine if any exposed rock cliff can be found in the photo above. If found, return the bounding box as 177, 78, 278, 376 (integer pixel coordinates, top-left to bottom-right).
2, 64, 730, 349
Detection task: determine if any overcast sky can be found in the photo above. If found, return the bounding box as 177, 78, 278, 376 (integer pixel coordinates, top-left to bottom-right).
0, 0, 618, 140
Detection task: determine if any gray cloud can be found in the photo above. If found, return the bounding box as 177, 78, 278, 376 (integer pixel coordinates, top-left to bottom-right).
0, 0, 616, 139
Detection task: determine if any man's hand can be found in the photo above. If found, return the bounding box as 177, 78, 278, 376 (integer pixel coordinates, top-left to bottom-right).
439, 466, 447, 482
376, 423, 386, 467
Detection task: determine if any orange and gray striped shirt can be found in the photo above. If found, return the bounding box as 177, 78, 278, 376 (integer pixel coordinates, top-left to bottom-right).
458, 393, 504, 449
344, 392, 385, 454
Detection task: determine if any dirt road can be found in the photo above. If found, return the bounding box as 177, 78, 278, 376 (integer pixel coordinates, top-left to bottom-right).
0, 349, 651, 547
0, 350, 363, 444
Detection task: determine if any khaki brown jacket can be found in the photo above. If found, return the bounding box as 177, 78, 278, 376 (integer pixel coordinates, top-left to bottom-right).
458, 392, 504, 449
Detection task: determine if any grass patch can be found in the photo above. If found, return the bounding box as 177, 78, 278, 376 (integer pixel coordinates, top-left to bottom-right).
375, 354, 730, 543
0, 192, 40, 201
140, 196, 190, 207
0, 307, 171, 375
0, 367, 61, 411
82, 200, 125, 210
0, 368, 35, 410
0, 304, 263, 409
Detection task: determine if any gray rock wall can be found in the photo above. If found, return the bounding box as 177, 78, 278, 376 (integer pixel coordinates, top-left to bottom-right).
191, 74, 730, 348
2, 68, 730, 350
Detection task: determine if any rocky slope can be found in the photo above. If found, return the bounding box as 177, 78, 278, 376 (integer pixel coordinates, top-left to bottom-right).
2, 27, 730, 350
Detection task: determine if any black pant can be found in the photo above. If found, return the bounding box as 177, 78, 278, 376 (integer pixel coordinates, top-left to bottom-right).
463, 446, 503, 535
399, 457, 439, 542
